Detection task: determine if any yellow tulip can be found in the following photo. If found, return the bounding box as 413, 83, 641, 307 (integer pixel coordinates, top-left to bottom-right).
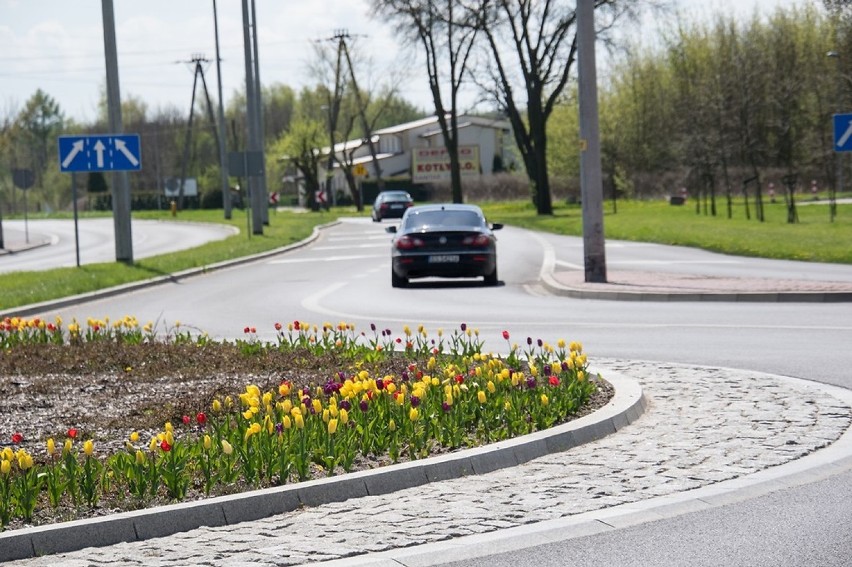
135, 450, 146, 465
1, 459, 10, 475
17, 451, 33, 470
295, 413, 305, 429
129, 431, 140, 443
64, 439, 73, 455
283, 416, 292, 429
164, 422, 173, 433
487, 381, 496, 394
540, 394, 549, 406
477, 391, 487, 404
212, 399, 222, 413
409, 407, 420, 421
221, 439, 234, 455
46, 438, 56, 456
340, 408, 349, 424
149, 437, 158, 452
327, 418, 338, 435
83, 440, 94, 456
388, 419, 397, 432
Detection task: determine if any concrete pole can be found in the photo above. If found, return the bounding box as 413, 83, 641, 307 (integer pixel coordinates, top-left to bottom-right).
577, 0, 607, 283
213, 0, 232, 219
101, 0, 133, 263
241, 0, 262, 234
250, 0, 269, 225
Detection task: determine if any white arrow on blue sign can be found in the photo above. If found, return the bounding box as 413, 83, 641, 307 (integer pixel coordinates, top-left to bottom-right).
833, 114, 852, 153
58, 134, 142, 173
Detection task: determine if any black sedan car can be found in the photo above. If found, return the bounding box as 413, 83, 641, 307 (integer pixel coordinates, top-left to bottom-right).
386, 204, 502, 287
371, 190, 414, 221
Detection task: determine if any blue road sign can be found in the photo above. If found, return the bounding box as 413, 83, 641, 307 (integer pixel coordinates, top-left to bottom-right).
833, 114, 852, 153
58, 134, 142, 173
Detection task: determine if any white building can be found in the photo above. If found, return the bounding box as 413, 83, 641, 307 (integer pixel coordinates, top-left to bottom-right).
312, 114, 516, 203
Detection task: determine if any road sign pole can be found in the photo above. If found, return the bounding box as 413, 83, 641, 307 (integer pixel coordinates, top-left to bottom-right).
72, 172, 81, 267
102, 0, 133, 264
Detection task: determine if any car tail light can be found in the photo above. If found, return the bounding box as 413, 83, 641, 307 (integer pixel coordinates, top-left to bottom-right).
395, 236, 425, 250
462, 234, 491, 246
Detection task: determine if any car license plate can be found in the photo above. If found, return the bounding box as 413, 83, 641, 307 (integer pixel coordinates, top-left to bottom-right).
390, 204, 403, 208
429, 255, 459, 263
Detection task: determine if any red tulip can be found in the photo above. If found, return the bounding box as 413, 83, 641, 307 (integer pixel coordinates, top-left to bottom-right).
196, 412, 207, 425
502, 330, 510, 341
67, 428, 78, 439
11, 432, 23, 444
549, 375, 560, 387
182, 415, 190, 425
160, 440, 171, 452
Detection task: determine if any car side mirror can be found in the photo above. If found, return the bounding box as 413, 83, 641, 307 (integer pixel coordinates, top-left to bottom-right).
490, 223, 503, 231
386, 226, 397, 234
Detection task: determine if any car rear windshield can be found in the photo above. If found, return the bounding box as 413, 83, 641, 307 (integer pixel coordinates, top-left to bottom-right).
382, 192, 410, 201
404, 210, 483, 230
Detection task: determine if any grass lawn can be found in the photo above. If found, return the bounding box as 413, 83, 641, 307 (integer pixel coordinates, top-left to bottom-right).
480, 198, 852, 264
2, 198, 850, 311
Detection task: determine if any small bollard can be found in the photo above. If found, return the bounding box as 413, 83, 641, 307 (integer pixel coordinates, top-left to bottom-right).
170, 200, 177, 217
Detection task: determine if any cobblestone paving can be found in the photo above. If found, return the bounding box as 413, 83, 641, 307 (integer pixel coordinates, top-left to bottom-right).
12, 360, 851, 567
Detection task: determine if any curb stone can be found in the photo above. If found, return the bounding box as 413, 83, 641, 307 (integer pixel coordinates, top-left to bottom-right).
0, 371, 645, 562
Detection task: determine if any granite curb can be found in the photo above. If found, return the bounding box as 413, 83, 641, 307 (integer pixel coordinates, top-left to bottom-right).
0, 370, 646, 562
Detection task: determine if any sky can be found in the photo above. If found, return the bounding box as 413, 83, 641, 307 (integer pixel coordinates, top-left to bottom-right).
0, 0, 809, 125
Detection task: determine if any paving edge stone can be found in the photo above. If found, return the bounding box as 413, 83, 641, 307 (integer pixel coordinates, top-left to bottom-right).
0, 369, 644, 562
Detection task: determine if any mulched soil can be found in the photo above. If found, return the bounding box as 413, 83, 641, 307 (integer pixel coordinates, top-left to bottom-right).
0, 342, 613, 531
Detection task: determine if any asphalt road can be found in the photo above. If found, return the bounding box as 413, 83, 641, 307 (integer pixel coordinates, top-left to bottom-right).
15, 216, 852, 565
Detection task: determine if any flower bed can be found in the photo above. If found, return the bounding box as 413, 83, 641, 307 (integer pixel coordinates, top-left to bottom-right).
0, 316, 607, 531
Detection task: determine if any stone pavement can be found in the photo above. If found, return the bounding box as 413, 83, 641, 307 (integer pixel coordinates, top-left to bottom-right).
6, 359, 850, 566
544, 270, 852, 302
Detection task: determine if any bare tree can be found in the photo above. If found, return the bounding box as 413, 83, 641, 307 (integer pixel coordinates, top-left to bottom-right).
371, 0, 479, 203
473, 0, 638, 215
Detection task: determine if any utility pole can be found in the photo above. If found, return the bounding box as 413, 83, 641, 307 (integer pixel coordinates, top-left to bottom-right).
242, 0, 264, 234
339, 31, 384, 195
213, 0, 231, 219
250, 0, 268, 225
101, 0, 133, 263
577, 0, 607, 283
177, 54, 221, 211
323, 30, 347, 209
